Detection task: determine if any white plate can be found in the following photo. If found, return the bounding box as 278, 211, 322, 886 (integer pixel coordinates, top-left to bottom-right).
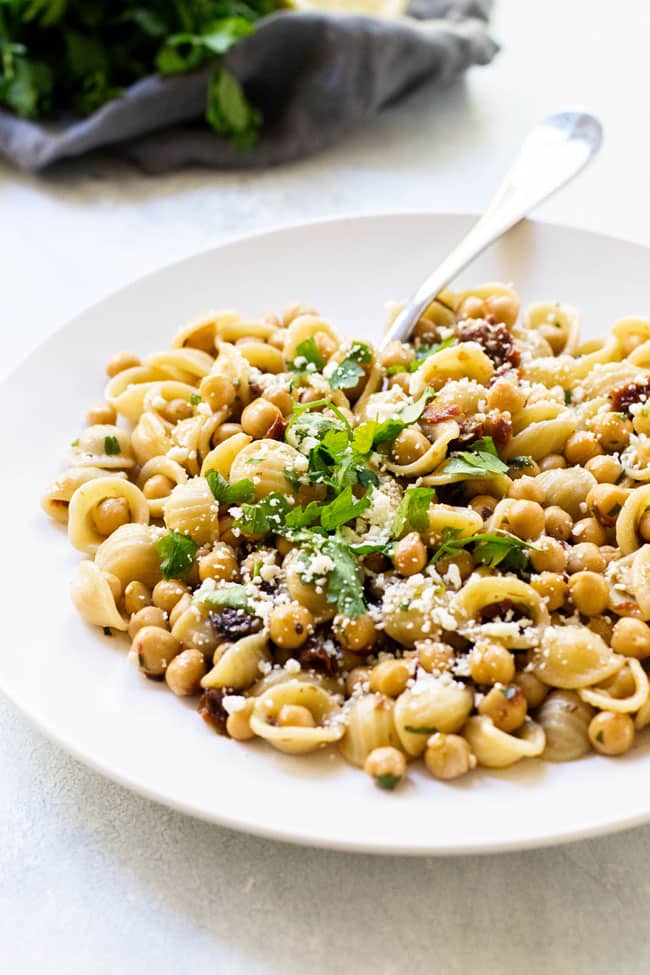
3, 212, 650, 856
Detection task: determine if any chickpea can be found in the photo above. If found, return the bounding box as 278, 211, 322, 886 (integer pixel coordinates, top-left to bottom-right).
169, 592, 191, 629
469, 494, 498, 521
568, 571, 609, 616
199, 374, 236, 412
585, 454, 623, 484
369, 659, 411, 698
586, 484, 628, 528
587, 616, 614, 645
275, 535, 294, 558
269, 602, 313, 649
345, 666, 371, 696
106, 352, 140, 378
529, 537, 567, 574
638, 510, 650, 543
457, 295, 485, 320
165, 648, 206, 696
335, 613, 377, 652
87, 403, 117, 426
485, 294, 519, 327
564, 431, 601, 466
435, 550, 474, 582
212, 422, 244, 445
544, 505, 573, 541
364, 746, 407, 790
611, 618, 650, 659
133, 625, 180, 678
588, 711, 635, 756
143, 474, 175, 500
600, 665, 636, 700
514, 671, 548, 709
152, 579, 188, 614
380, 340, 415, 371
388, 373, 411, 395
198, 543, 239, 583
163, 398, 194, 423
391, 428, 430, 466
226, 699, 255, 740
218, 515, 240, 549
508, 477, 545, 504
487, 379, 526, 415
241, 398, 282, 438
567, 542, 606, 574
127, 605, 168, 640
393, 532, 427, 576
590, 411, 632, 452
277, 704, 316, 728
314, 332, 337, 361
478, 684, 527, 732
530, 572, 568, 611
538, 453, 567, 472
505, 500, 545, 540
571, 517, 607, 546
124, 580, 152, 616
91, 497, 130, 536
417, 641, 455, 674
424, 733, 476, 780
263, 386, 293, 416
103, 571, 122, 604
468, 643, 515, 685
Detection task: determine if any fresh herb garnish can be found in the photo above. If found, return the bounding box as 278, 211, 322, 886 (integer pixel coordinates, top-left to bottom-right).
70, 438, 79, 447
392, 486, 436, 538
155, 530, 197, 580
564, 389, 572, 405
441, 435, 508, 478
430, 527, 533, 574
205, 470, 255, 506
104, 435, 120, 455
289, 337, 325, 375
508, 456, 536, 470
329, 342, 372, 390
374, 773, 401, 790
234, 493, 292, 536
189, 392, 202, 405
386, 336, 458, 374
595, 730, 605, 744
194, 583, 251, 612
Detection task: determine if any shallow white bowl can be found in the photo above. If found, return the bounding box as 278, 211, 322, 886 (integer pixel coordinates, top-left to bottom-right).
3, 213, 650, 855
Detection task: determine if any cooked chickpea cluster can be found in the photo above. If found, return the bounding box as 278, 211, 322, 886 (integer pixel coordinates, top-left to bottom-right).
46, 286, 650, 795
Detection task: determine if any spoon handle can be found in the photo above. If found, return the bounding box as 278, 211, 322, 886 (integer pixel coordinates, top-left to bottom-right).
381, 109, 603, 349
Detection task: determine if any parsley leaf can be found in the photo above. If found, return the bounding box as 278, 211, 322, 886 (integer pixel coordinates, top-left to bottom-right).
320, 486, 371, 531
234, 493, 291, 536
205, 470, 255, 506
189, 392, 202, 405
104, 435, 120, 455
386, 336, 458, 375
329, 342, 372, 390
374, 773, 402, 790
442, 436, 508, 478
285, 500, 323, 530
429, 528, 533, 574
194, 583, 251, 612
323, 535, 367, 619
392, 486, 436, 538
155, 530, 197, 580
289, 337, 325, 373
404, 725, 438, 734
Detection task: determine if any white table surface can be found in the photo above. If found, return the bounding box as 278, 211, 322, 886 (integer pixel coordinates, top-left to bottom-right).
3, 1, 650, 972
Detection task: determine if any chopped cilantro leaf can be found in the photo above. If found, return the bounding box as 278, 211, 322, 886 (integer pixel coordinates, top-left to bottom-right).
70, 438, 79, 448
290, 337, 325, 372
285, 500, 322, 530
234, 493, 291, 536
564, 389, 572, 405
430, 528, 533, 573
189, 392, 202, 405
595, 730, 605, 744
104, 435, 121, 455
374, 773, 401, 790
358, 468, 380, 488
442, 436, 508, 478
508, 456, 536, 470
392, 486, 436, 538
205, 470, 255, 505
155, 530, 197, 580
320, 486, 371, 531
194, 583, 250, 612
329, 342, 372, 390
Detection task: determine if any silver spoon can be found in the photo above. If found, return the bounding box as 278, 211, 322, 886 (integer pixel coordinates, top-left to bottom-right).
382, 108, 603, 349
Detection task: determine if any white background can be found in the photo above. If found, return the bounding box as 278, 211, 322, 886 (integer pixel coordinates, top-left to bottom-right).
2, 1, 650, 972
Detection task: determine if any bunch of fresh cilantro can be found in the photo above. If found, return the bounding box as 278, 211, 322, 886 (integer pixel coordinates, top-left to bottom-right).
0, 0, 282, 148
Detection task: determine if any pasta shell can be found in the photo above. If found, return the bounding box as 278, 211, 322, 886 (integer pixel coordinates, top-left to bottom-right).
394, 677, 472, 756
250, 680, 345, 754
462, 716, 545, 768
137, 457, 188, 518
454, 576, 549, 649
42, 466, 127, 524
536, 690, 594, 762
616, 484, 650, 554
535, 466, 597, 520
578, 658, 649, 714
69, 424, 134, 471
533, 625, 624, 689
70, 560, 128, 631
410, 342, 494, 396
68, 476, 150, 555
229, 440, 307, 501
202, 631, 271, 690
383, 421, 459, 478
94, 523, 164, 588
163, 478, 220, 546
338, 693, 400, 766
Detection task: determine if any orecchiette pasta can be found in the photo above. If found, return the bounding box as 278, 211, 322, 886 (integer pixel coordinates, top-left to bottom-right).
45, 283, 650, 789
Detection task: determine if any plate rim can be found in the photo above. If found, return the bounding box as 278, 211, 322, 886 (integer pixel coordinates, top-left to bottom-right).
5, 210, 650, 856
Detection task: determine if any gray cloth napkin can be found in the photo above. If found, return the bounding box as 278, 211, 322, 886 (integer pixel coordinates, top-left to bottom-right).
0, 0, 497, 173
